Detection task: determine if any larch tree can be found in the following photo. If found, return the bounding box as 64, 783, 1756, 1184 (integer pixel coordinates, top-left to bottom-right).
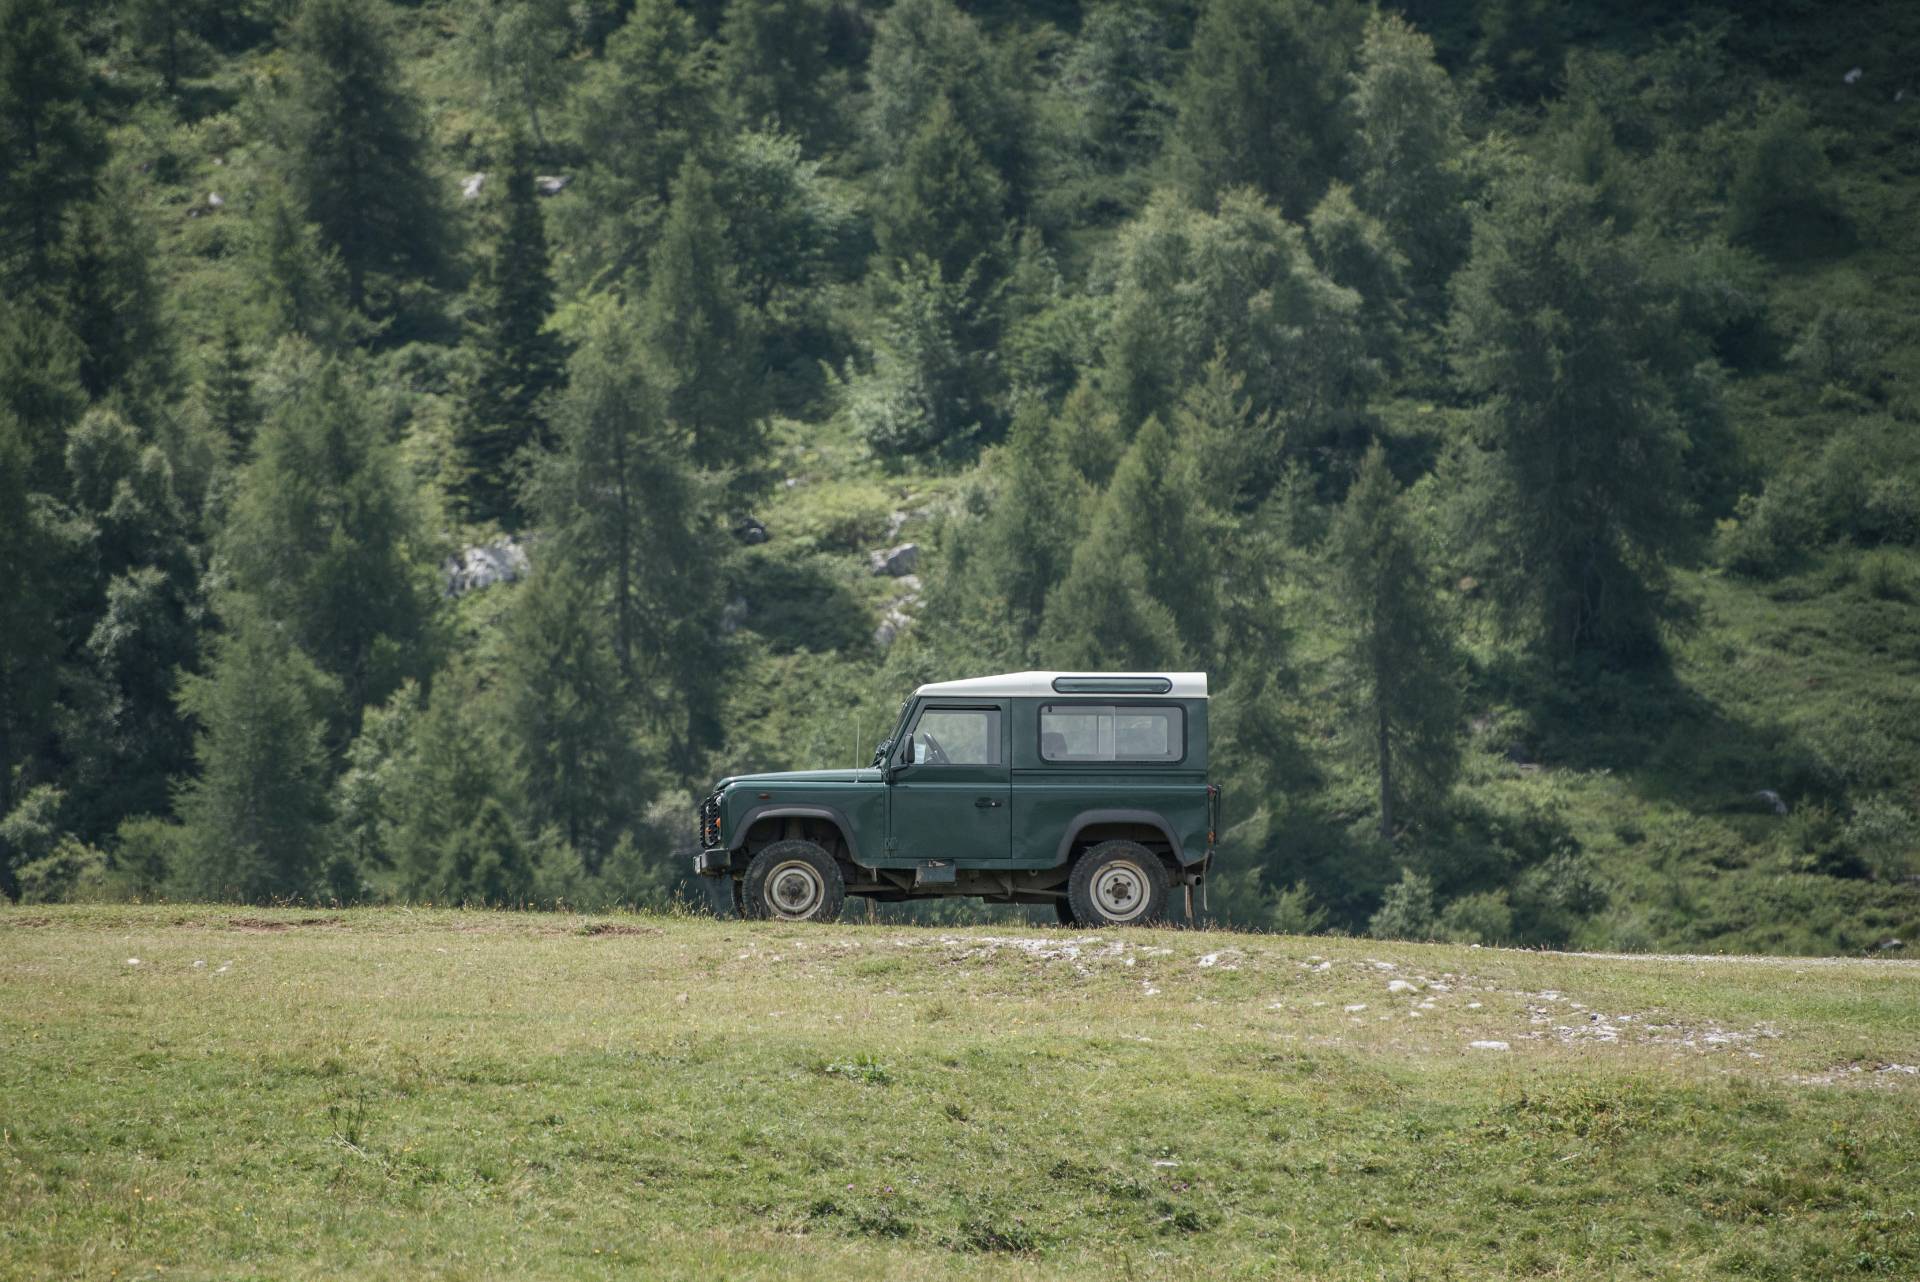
457, 140, 568, 524
1323, 444, 1460, 841
531, 302, 727, 779
1166, 0, 1360, 218
637, 158, 763, 473
172, 604, 334, 903
1447, 166, 1707, 664
0, 0, 103, 294
1346, 11, 1470, 304
564, 0, 717, 291
280, 0, 447, 322
218, 350, 441, 735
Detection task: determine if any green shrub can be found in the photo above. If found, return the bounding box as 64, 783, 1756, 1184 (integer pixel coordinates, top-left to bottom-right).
1437, 890, 1513, 945
1844, 798, 1917, 883
1368, 866, 1437, 940
1860, 551, 1912, 603
16, 838, 109, 904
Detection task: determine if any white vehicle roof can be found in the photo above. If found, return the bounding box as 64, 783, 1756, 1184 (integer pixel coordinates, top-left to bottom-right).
913, 671, 1208, 699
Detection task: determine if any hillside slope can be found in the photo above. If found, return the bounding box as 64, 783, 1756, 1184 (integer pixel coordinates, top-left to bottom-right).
3, 907, 1916, 1279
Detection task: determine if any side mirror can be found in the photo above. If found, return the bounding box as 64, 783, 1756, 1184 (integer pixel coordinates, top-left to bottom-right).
901, 735, 916, 765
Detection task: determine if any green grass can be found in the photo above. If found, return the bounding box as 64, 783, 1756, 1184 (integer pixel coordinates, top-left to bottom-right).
4, 907, 1918, 1279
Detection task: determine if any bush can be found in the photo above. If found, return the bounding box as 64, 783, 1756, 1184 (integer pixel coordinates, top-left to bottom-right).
1860, 551, 1912, 603
1368, 866, 1437, 940
1437, 891, 1513, 945
16, 838, 109, 904
1726, 99, 1848, 256
1788, 306, 1881, 395
1844, 798, 1917, 883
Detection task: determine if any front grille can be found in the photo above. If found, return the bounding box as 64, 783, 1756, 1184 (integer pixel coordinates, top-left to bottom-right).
698, 791, 723, 848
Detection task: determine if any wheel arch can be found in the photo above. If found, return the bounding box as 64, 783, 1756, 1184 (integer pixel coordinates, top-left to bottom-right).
1055, 810, 1183, 868
731, 804, 864, 866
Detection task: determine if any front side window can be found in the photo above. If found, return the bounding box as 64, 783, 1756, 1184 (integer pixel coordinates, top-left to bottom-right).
1039, 705, 1183, 763
909, 707, 1001, 766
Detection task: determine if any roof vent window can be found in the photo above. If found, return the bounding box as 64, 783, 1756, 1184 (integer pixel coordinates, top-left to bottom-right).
1050, 676, 1173, 695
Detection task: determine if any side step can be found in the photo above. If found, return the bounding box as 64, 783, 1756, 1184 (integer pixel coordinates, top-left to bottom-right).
914, 861, 957, 887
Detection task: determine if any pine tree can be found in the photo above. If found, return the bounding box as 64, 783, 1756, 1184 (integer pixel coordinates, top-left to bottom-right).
204, 323, 257, 457
531, 302, 727, 778
0, 299, 88, 490
385, 673, 527, 903
1346, 12, 1470, 304
1102, 188, 1375, 479
0, 0, 104, 294
1041, 417, 1213, 667
719, 0, 841, 148
60, 409, 205, 835
1166, 0, 1361, 217
457, 142, 567, 524
1306, 184, 1409, 368
874, 95, 1009, 291
248, 178, 355, 348
281, 0, 446, 320
1323, 445, 1460, 841
637, 158, 762, 472
1447, 167, 1705, 663
0, 410, 65, 883
219, 349, 440, 731
864, 0, 1028, 210
56, 180, 178, 413
910, 404, 1088, 671
172, 604, 334, 902
502, 559, 645, 867
564, 0, 716, 290
842, 256, 987, 458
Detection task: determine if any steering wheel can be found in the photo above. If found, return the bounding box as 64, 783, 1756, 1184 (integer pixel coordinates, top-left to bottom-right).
918, 732, 951, 766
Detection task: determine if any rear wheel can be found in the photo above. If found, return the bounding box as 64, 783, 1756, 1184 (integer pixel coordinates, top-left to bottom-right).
1068, 840, 1169, 927
742, 840, 845, 923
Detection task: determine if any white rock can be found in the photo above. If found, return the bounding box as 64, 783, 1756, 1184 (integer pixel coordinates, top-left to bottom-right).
461, 172, 486, 200
1344, 1003, 1368, 1013
1469, 1040, 1511, 1051
207, 192, 224, 210
1844, 67, 1863, 85
1387, 979, 1419, 994
1152, 1159, 1180, 1168
126, 958, 140, 966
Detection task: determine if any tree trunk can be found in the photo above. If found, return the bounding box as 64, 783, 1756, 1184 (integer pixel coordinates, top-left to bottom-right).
1377, 702, 1393, 843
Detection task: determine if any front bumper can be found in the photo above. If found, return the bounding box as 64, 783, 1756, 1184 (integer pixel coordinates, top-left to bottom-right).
694, 846, 729, 877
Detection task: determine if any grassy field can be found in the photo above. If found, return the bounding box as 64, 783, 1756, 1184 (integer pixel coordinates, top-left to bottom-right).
2, 908, 1917, 1280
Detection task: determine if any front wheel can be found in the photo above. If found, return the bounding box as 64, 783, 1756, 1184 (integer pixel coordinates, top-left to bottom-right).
742, 840, 845, 923
1068, 840, 1169, 927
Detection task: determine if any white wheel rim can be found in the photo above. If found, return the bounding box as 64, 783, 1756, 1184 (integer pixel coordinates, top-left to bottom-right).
1091, 863, 1150, 922
766, 860, 825, 918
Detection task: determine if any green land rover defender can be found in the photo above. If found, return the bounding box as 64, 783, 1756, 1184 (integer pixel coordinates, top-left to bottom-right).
694, 672, 1218, 926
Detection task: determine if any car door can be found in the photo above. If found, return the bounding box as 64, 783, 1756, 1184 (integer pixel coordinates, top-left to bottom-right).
890, 703, 1011, 862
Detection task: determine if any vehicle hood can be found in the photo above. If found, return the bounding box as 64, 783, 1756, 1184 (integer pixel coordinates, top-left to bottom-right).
716, 768, 884, 790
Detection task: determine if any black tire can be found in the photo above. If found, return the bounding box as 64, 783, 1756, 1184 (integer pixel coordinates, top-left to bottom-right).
1054, 897, 1079, 927
1068, 840, 1169, 927
742, 840, 845, 923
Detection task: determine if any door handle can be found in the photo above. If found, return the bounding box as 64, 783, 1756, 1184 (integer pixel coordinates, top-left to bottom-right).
975, 797, 1002, 808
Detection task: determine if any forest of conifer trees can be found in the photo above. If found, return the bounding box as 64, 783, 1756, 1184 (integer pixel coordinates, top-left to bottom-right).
1, 0, 1916, 954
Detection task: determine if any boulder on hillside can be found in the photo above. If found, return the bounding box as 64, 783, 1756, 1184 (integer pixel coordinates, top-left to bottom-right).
534, 175, 570, 196
868, 542, 919, 577
443, 537, 530, 598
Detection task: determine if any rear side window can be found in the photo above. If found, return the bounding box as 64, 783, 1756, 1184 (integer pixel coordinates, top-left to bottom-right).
1039, 705, 1184, 763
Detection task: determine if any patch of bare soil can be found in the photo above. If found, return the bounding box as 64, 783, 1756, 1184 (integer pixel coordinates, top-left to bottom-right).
224, 915, 343, 932
574, 921, 662, 937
